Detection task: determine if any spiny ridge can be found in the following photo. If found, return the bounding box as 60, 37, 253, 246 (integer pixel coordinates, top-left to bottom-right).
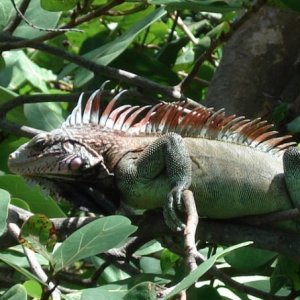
63, 88, 295, 155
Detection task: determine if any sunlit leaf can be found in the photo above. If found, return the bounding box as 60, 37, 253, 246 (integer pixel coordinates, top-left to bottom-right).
24, 102, 65, 131
148, 0, 248, 12
80, 287, 127, 300
41, 0, 78, 12
53, 216, 137, 273
60, 7, 167, 86
0, 175, 65, 217
187, 285, 222, 300
0, 188, 10, 236
23, 280, 42, 299
13, 1, 61, 39
166, 242, 252, 298
0, 284, 27, 300
0, 253, 44, 284
124, 282, 157, 300
0, 51, 56, 92
20, 214, 57, 262
225, 247, 277, 271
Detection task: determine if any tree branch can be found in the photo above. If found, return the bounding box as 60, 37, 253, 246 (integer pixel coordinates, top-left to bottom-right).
7, 222, 61, 300
205, 5, 300, 117
0, 35, 189, 103
4, 204, 300, 262
0, 119, 43, 137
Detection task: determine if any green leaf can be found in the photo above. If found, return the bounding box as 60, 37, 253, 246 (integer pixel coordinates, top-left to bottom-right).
13, 1, 61, 39
24, 102, 65, 131
160, 249, 180, 274
134, 240, 163, 256
0, 0, 20, 30
112, 49, 179, 86
0, 0, 60, 37
287, 116, 300, 133
140, 257, 162, 274
225, 247, 277, 271
60, 7, 167, 86
124, 282, 157, 300
166, 241, 252, 298
0, 175, 65, 217
148, 0, 248, 12
41, 0, 78, 12
0, 246, 48, 267
174, 42, 195, 71
268, 0, 300, 12
187, 285, 222, 300
271, 256, 300, 294
280, 0, 300, 11
0, 136, 28, 173
0, 253, 44, 285
0, 51, 56, 92
20, 214, 57, 262
0, 188, 10, 236
23, 280, 42, 299
0, 284, 27, 300
0, 55, 5, 70
80, 287, 127, 300
53, 216, 137, 273
0, 87, 28, 126
11, 197, 31, 211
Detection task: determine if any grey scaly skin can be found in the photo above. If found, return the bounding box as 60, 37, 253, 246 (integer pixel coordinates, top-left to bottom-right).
7, 88, 300, 231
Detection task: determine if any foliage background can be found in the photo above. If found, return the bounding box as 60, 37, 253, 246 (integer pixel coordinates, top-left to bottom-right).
1, 0, 300, 299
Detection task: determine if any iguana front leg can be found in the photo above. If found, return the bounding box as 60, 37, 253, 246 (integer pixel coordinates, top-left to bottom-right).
116, 133, 192, 231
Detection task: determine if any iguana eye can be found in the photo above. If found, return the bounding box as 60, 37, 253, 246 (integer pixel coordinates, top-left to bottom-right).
27, 133, 49, 150
28, 137, 46, 151
63, 142, 74, 152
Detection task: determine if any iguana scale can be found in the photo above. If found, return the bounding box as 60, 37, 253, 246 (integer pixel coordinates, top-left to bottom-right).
8, 87, 300, 230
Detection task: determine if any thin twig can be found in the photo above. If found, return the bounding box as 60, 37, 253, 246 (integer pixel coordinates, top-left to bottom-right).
182, 190, 199, 272
0, 119, 44, 137
1, 0, 125, 48
3, 0, 31, 34
10, 0, 82, 33
166, 11, 179, 44
170, 13, 198, 45
0, 92, 83, 118
7, 223, 61, 300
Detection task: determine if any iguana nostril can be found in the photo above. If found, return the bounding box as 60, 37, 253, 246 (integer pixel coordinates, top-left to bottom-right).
8, 153, 15, 160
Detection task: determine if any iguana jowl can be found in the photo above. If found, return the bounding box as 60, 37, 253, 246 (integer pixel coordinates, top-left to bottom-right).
8, 88, 300, 230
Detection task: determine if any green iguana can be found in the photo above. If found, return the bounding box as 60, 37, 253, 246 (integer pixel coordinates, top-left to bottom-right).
8, 87, 300, 231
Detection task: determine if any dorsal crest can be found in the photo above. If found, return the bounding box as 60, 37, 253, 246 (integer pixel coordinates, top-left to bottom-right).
63, 88, 295, 156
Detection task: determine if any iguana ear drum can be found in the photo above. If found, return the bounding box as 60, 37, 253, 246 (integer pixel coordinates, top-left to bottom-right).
69, 157, 83, 171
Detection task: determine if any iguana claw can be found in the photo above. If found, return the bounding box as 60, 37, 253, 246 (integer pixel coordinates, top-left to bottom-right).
163, 187, 186, 231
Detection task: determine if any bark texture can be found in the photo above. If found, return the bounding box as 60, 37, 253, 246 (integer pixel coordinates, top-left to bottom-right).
205, 6, 300, 118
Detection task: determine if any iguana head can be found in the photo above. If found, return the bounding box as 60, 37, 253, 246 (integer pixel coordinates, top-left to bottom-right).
8, 129, 110, 179
8, 128, 118, 214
